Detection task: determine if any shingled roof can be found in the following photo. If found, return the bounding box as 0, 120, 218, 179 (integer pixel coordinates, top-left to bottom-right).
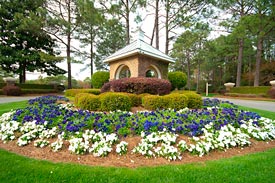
103, 31, 175, 63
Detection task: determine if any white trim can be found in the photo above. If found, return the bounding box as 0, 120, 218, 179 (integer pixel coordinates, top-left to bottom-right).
149, 65, 162, 79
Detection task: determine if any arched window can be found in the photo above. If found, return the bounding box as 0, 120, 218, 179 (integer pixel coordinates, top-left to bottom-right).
145, 65, 161, 78
115, 65, 131, 79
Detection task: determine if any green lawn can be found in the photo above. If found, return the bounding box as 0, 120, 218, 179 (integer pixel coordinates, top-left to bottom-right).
0, 100, 275, 182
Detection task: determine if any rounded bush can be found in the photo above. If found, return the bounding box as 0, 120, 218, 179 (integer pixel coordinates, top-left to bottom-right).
75, 93, 90, 107
168, 72, 187, 90
164, 93, 188, 110
100, 92, 131, 111
91, 71, 110, 89
2, 85, 21, 96
184, 93, 202, 109
142, 95, 168, 110
123, 93, 142, 107
101, 77, 171, 95
77, 94, 100, 111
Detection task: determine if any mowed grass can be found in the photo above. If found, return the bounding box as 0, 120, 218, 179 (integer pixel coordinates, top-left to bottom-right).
0, 100, 275, 183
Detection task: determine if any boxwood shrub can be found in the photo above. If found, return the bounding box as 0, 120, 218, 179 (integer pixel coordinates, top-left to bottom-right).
65, 89, 101, 97
91, 71, 110, 89
101, 77, 171, 95
77, 94, 100, 111
2, 85, 21, 96
142, 95, 168, 110
268, 87, 275, 99
184, 93, 202, 109
168, 71, 187, 90
229, 86, 271, 94
100, 92, 131, 111
163, 93, 188, 110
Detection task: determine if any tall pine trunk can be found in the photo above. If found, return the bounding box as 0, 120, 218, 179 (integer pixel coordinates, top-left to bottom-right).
236, 38, 244, 87
254, 37, 263, 86
165, 0, 169, 54
155, 0, 159, 49
67, 0, 72, 89
125, 0, 130, 44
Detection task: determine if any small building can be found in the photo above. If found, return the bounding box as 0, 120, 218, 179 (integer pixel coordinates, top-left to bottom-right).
103, 30, 175, 80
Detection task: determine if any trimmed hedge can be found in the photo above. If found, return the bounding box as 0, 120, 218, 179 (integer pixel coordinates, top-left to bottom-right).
0, 89, 3, 95
229, 86, 271, 94
164, 93, 188, 110
101, 77, 171, 95
0, 83, 5, 89
100, 92, 131, 111
2, 85, 21, 96
77, 94, 100, 111
65, 89, 101, 97
16, 83, 55, 89
91, 71, 110, 89
268, 88, 275, 99
184, 93, 202, 109
21, 89, 58, 94
224, 93, 268, 98
142, 95, 168, 110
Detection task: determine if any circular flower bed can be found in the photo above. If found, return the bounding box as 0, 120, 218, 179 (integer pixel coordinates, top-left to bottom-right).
0, 95, 275, 161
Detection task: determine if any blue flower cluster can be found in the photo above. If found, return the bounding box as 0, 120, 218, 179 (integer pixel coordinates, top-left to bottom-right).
10, 96, 262, 138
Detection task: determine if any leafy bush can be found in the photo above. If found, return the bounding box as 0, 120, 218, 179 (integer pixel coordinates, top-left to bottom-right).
65, 89, 101, 97
184, 93, 202, 109
267, 87, 275, 99
77, 94, 100, 111
2, 85, 21, 96
75, 93, 91, 107
168, 72, 187, 90
123, 93, 142, 107
0, 83, 5, 89
0, 89, 3, 95
229, 86, 270, 94
142, 95, 168, 110
224, 93, 268, 98
91, 71, 110, 89
21, 89, 58, 94
164, 94, 188, 110
100, 92, 131, 111
101, 77, 171, 95
16, 83, 55, 89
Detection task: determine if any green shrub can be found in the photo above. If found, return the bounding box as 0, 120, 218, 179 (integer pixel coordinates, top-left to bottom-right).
100, 92, 131, 111
2, 85, 21, 96
21, 89, 58, 94
65, 89, 101, 97
77, 94, 100, 111
123, 93, 142, 107
142, 95, 168, 110
184, 93, 202, 109
0, 83, 5, 89
0, 89, 3, 95
168, 72, 187, 90
91, 71, 110, 89
230, 86, 271, 94
16, 83, 55, 89
75, 93, 91, 107
164, 94, 188, 110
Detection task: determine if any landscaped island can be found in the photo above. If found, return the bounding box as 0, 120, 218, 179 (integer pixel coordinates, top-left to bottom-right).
0, 95, 274, 162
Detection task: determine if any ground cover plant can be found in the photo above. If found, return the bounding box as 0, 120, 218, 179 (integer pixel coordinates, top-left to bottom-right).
0, 95, 275, 161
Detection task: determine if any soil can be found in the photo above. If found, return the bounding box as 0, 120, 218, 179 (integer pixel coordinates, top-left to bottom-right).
1, 136, 275, 168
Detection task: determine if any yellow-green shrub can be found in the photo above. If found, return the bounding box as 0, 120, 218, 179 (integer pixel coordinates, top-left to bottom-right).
184, 93, 202, 109
164, 93, 188, 110
100, 92, 131, 111
123, 93, 142, 107
65, 89, 101, 97
77, 94, 100, 111
142, 95, 168, 110
75, 93, 90, 107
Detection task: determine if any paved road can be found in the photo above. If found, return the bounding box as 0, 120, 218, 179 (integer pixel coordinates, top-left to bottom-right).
0, 96, 40, 104
207, 97, 275, 112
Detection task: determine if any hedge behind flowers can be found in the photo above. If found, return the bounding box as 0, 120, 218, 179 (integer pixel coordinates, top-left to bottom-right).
184, 93, 202, 109
65, 89, 101, 97
100, 92, 131, 111
101, 77, 171, 95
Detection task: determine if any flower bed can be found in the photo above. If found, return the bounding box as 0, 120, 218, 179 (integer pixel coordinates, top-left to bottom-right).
0, 95, 275, 161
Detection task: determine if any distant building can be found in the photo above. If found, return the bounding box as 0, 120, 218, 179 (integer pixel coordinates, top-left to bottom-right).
103, 29, 175, 80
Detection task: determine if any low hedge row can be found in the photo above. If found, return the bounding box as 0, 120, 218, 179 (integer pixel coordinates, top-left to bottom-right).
65, 89, 101, 97
75, 92, 202, 111
229, 86, 271, 94
101, 77, 172, 95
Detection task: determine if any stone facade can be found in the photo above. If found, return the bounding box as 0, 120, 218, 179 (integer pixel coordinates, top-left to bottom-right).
109, 54, 169, 80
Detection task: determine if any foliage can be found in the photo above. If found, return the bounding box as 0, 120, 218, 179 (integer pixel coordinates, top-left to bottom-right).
124, 93, 142, 107
183, 93, 202, 109
267, 88, 275, 99
230, 86, 271, 94
65, 89, 101, 97
100, 92, 131, 111
91, 71, 110, 89
77, 94, 100, 111
0, 0, 66, 83
142, 95, 168, 111
168, 72, 187, 90
2, 85, 22, 96
163, 94, 188, 110
101, 77, 172, 95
